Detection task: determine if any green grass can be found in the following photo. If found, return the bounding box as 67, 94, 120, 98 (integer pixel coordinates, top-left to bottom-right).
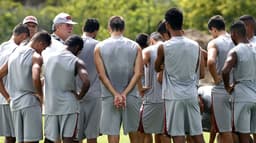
0, 132, 212, 143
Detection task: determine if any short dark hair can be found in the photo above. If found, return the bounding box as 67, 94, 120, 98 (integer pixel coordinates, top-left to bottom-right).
157, 20, 167, 34
32, 31, 51, 47
13, 23, 30, 37
83, 18, 100, 33
208, 15, 225, 30
239, 15, 255, 23
108, 16, 125, 31
65, 35, 84, 50
230, 20, 247, 37
150, 32, 163, 41
165, 8, 183, 30
135, 33, 149, 48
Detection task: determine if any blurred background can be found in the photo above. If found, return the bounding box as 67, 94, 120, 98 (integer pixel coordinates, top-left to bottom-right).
1, 0, 256, 44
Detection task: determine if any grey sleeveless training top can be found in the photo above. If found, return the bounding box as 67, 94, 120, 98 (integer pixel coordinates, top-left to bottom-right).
162, 36, 199, 100
213, 34, 234, 75
44, 49, 79, 115
232, 43, 256, 102
97, 35, 139, 98
0, 40, 17, 104
7, 46, 39, 111
77, 36, 100, 101
143, 42, 164, 103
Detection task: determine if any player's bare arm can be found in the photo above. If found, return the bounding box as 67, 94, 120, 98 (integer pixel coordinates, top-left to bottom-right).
137, 47, 150, 96
75, 59, 90, 100
199, 48, 206, 79
94, 46, 123, 108
32, 52, 44, 104
0, 62, 10, 103
222, 50, 237, 94
207, 41, 221, 84
154, 44, 164, 72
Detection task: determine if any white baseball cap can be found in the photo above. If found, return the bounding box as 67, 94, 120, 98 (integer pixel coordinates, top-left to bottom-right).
23, 16, 38, 25
53, 12, 77, 25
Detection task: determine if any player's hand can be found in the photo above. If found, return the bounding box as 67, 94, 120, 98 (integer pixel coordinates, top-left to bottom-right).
114, 94, 123, 109
139, 87, 150, 97
214, 75, 222, 85
225, 84, 234, 94
35, 94, 43, 107
6, 97, 11, 104
71, 90, 82, 100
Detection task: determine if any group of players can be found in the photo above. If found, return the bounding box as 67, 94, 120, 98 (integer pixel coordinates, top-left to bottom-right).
0, 7, 256, 143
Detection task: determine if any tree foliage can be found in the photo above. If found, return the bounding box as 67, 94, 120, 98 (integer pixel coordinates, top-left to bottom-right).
1, 0, 256, 43
176, 0, 256, 31
0, 0, 172, 43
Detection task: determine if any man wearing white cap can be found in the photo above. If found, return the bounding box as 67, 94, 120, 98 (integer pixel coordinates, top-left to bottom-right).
51, 12, 77, 44
42, 12, 77, 62
23, 15, 39, 39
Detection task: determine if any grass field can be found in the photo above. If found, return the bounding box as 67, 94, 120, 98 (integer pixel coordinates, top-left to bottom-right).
0, 132, 213, 143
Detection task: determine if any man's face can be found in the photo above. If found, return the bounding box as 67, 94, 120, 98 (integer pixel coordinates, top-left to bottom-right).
230, 31, 238, 45
37, 41, 49, 54
56, 23, 73, 41
25, 22, 38, 38
16, 33, 29, 45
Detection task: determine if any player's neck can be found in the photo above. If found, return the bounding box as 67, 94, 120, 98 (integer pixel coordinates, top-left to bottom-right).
111, 31, 123, 37
170, 30, 183, 37
84, 32, 95, 39
237, 37, 249, 44
217, 30, 227, 37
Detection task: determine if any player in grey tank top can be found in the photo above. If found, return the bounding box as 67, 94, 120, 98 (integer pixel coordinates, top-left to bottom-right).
0, 24, 29, 143
222, 21, 256, 143
0, 32, 51, 143
43, 35, 90, 143
138, 32, 170, 143
155, 8, 205, 143
76, 18, 101, 143
240, 15, 256, 143
94, 16, 142, 143
207, 15, 234, 143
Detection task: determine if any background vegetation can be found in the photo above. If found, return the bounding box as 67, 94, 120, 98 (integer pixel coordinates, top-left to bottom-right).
1, 0, 256, 43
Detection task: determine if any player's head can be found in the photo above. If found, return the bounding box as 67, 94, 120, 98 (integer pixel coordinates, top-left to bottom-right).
135, 33, 149, 49
157, 20, 171, 41
150, 32, 163, 43
12, 23, 30, 45
52, 12, 77, 41
83, 18, 100, 39
23, 16, 38, 38
65, 35, 84, 55
230, 20, 247, 45
239, 15, 256, 39
83, 18, 100, 33
108, 16, 125, 32
31, 31, 51, 53
208, 15, 226, 38
165, 8, 183, 31
208, 15, 225, 31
